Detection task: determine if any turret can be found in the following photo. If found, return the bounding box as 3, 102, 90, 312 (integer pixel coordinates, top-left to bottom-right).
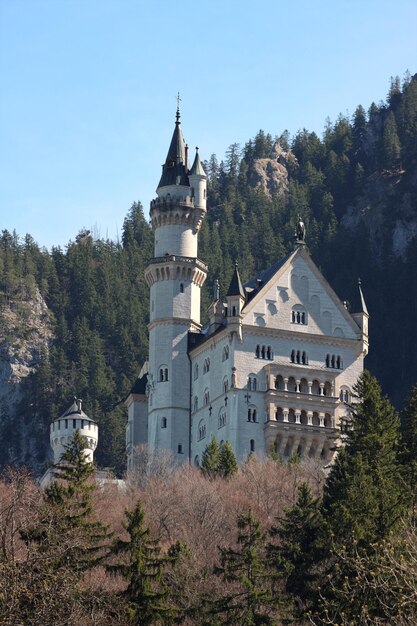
351, 278, 369, 355
226, 263, 246, 340
50, 398, 98, 464
189, 147, 207, 211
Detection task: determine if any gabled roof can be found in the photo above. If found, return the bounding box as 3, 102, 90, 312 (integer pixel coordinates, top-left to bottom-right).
157, 109, 189, 188
245, 252, 292, 298
242, 246, 362, 336
189, 148, 206, 177
227, 263, 246, 299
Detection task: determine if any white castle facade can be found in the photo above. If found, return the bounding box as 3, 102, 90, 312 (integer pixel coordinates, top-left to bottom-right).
125, 109, 369, 468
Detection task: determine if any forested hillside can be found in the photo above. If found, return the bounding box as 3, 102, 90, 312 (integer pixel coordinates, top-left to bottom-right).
0, 73, 416, 473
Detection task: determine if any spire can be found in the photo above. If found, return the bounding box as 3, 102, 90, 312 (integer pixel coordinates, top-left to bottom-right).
189, 146, 207, 177
157, 100, 189, 189
356, 278, 369, 315
227, 262, 246, 299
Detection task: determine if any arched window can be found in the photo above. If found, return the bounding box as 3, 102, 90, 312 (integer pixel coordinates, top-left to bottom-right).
159, 366, 169, 382
250, 439, 255, 452
198, 420, 206, 441
193, 396, 198, 412
247, 407, 257, 422
180, 283, 184, 293
161, 416, 167, 429
331, 355, 335, 368
203, 358, 210, 374
194, 363, 199, 380
266, 346, 272, 360
296, 350, 301, 364
291, 349, 295, 363
261, 346, 265, 359
291, 305, 307, 325
302, 351, 308, 365
248, 375, 257, 391
204, 389, 210, 406
218, 409, 226, 429
223, 377, 229, 394
223, 346, 229, 361
178, 444, 183, 454
256, 345, 260, 358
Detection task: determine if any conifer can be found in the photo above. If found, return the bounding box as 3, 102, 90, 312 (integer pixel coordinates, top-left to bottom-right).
110, 500, 177, 626
201, 436, 221, 477
214, 510, 281, 625
400, 384, 417, 519
323, 370, 407, 545
218, 441, 238, 478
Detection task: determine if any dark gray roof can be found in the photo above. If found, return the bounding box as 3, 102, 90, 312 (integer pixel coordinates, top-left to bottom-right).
189, 148, 206, 177
352, 279, 369, 315
59, 398, 95, 422
157, 110, 189, 188
130, 372, 148, 395
244, 252, 291, 296
227, 263, 246, 299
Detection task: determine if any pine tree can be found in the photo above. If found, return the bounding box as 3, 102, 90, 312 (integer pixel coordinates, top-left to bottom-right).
400, 384, 417, 519
214, 510, 281, 625
24, 430, 111, 572
269, 482, 325, 604
323, 370, 407, 545
110, 500, 177, 626
218, 441, 238, 478
201, 436, 221, 477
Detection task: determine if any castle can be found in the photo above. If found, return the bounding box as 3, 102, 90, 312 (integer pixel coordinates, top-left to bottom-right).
125, 107, 369, 468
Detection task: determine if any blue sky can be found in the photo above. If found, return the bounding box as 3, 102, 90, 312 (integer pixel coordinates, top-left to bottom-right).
1, 0, 416, 249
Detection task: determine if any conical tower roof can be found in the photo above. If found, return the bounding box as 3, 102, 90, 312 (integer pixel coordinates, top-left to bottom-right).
189, 147, 207, 177
352, 278, 369, 315
157, 107, 189, 189
227, 263, 246, 299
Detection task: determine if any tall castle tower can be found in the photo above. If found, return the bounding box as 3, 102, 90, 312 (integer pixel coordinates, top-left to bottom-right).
143, 106, 207, 460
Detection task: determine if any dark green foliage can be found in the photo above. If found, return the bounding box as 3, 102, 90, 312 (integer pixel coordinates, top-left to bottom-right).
324, 370, 407, 545
110, 500, 177, 625
22, 430, 111, 572
214, 510, 281, 625
201, 436, 221, 477
400, 384, 417, 518
201, 438, 238, 478
218, 441, 238, 478
269, 482, 324, 605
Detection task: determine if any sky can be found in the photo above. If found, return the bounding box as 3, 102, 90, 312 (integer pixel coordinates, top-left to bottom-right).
1, 0, 416, 250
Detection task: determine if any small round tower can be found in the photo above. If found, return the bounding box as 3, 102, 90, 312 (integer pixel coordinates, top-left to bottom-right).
50, 397, 98, 464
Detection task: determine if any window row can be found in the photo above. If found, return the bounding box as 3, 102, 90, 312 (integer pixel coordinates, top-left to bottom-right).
290, 350, 308, 365
291, 309, 307, 325
247, 408, 257, 422
326, 354, 343, 369
255, 345, 273, 360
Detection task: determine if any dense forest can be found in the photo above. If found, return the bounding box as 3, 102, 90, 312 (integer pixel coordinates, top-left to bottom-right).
0, 370, 416, 624
0, 73, 416, 472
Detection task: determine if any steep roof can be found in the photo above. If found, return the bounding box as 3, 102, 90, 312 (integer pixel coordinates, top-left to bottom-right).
227, 263, 246, 299
157, 108, 189, 188
130, 372, 148, 395
189, 148, 207, 177
244, 252, 291, 301
352, 279, 369, 315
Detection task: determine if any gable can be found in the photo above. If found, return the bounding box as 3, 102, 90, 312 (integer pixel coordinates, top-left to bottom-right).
242, 247, 360, 340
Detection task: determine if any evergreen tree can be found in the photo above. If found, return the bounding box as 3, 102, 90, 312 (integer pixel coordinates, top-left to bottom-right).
23, 430, 111, 572
323, 370, 407, 546
214, 510, 281, 625
269, 482, 324, 614
110, 500, 177, 626
201, 436, 221, 477
382, 111, 401, 168
218, 441, 238, 478
400, 384, 417, 519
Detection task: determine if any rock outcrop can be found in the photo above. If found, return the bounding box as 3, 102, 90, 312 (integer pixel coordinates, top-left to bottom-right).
247, 142, 297, 197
